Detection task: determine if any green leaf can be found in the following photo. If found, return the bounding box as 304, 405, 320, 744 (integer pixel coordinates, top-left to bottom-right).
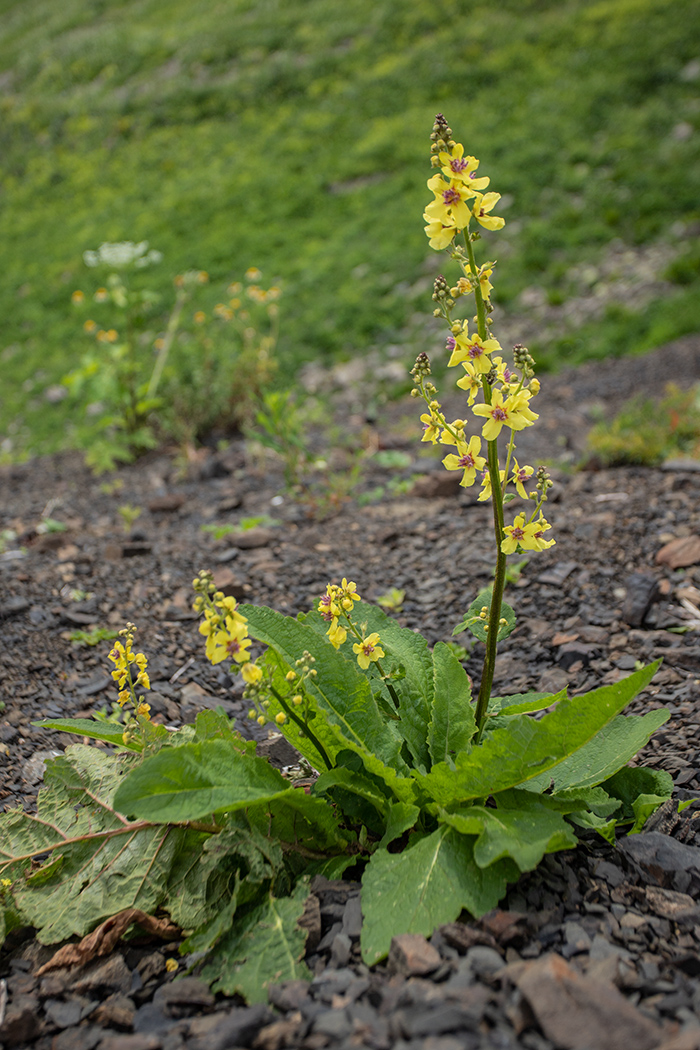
427, 642, 476, 767
525, 708, 670, 793
200, 880, 311, 1001
453, 587, 516, 643
416, 662, 661, 805
439, 802, 577, 873
602, 766, 674, 813
360, 826, 516, 965
314, 767, 390, 818
0, 745, 194, 943
31, 718, 141, 750
377, 802, 421, 850
568, 810, 618, 844
488, 690, 566, 717
113, 739, 291, 822
246, 788, 351, 853
631, 794, 669, 833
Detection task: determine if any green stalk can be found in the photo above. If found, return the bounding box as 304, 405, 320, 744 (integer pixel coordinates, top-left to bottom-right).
147, 288, 187, 400
268, 685, 333, 770
463, 231, 507, 733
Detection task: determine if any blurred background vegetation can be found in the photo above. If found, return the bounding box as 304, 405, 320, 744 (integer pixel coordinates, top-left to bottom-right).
1, 0, 699, 460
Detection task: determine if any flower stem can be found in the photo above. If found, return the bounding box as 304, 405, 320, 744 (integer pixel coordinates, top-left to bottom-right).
462, 231, 507, 735
269, 685, 333, 771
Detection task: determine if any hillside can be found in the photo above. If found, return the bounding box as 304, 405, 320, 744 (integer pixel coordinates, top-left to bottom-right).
1, 0, 699, 456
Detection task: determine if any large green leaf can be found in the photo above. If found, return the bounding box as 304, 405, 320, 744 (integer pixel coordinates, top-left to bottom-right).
242, 604, 407, 772
113, 739, 292, 822
0, 746, 195, 944
246, 788, 352, 852
488, 689, 566, 717
415, 662, 661, 805
360, 826, 516, 965
427, 642, 476, 767
200, 881, 311, 1002
439, 802, 577, 873
524, 709, 670, 793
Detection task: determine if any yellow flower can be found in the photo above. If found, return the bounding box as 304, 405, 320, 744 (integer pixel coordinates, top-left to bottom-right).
420, 412, 442, 444
438, 144, 490, 191
423, 213, 459, 251
165, 958, 179, 973
71, 290, 85, 304
327, 620, 347, 649
472, 192, 505, 231
442, 435, 487, 488
352, 633, 385, 670
501, 513, 555, 554
511, 459, 534, 499
448, 332, 501, 374
478, 266, 494, 300
472, 389, 538, 441
136, 701, 151, 718
241, 662, 263, 685
340, 578, 360, 605
83, 319, 97, 333
425, 174, 474, 228
94, 288, 109, 303
477, 468, 506, 503
275, 712, 286, 725
455, 365, 482, 405
245, 267, 262, 281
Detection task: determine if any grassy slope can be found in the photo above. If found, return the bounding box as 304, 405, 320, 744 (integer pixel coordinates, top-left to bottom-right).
1, 0, 699, 455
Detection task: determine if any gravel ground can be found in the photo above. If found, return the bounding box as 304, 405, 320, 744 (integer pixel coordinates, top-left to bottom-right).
1, 336, 700, 1049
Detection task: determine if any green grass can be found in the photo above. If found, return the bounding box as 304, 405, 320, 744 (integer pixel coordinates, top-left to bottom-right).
1, 0, 699, 457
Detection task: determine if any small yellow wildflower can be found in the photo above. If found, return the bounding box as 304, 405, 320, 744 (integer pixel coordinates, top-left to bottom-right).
165, 958, 178, 973
83, 319, 97, 333
420, 412, 442, 444
425, 174, 476, 228
471, 191, 505, 231
477, 468, 506, 503
472, 389, 538, 441
241, 662, 263, 685
511, 459, 534, 499
193, 311, 206, 324
94, 288, 109, 303
352, 633, 385, 670
71, 290, 85, 304
502, 513, 556, 554
275, 712, 287, 725
442, 435, 487, 488
327, 620, 347, 649
437, 145, 490, 191
448, 332, 501, 374
245, 267, 262, 281
292, 694, 303, 706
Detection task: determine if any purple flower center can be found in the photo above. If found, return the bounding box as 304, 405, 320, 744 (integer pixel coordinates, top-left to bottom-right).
511, 527, 525, 541
450, 158, 469, 173
493, 407, 507, 421
458, 454, 475, 469
443, 188, 461, 206
503, 367, 513, 382
446, 336, 456, 351
468, 344, 484, 360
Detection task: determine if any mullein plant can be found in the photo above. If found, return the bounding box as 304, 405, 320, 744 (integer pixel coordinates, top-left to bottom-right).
8, 118, 674, 999
414, 113, 554, 733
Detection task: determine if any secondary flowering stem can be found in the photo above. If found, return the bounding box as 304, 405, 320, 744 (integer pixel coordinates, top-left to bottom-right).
268, 684, 332, 770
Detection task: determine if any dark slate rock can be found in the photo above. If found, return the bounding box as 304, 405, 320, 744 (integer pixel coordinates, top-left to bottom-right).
621, 574, 659, 628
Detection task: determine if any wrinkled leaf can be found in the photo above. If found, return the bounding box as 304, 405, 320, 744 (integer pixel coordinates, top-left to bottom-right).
488, 690, 566, 717
377, 802, 421, 850
360, 826, 516, 965
200, 880, 311, 1001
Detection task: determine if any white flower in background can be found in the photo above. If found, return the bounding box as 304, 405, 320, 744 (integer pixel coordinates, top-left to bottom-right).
83, 241, 163, 269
